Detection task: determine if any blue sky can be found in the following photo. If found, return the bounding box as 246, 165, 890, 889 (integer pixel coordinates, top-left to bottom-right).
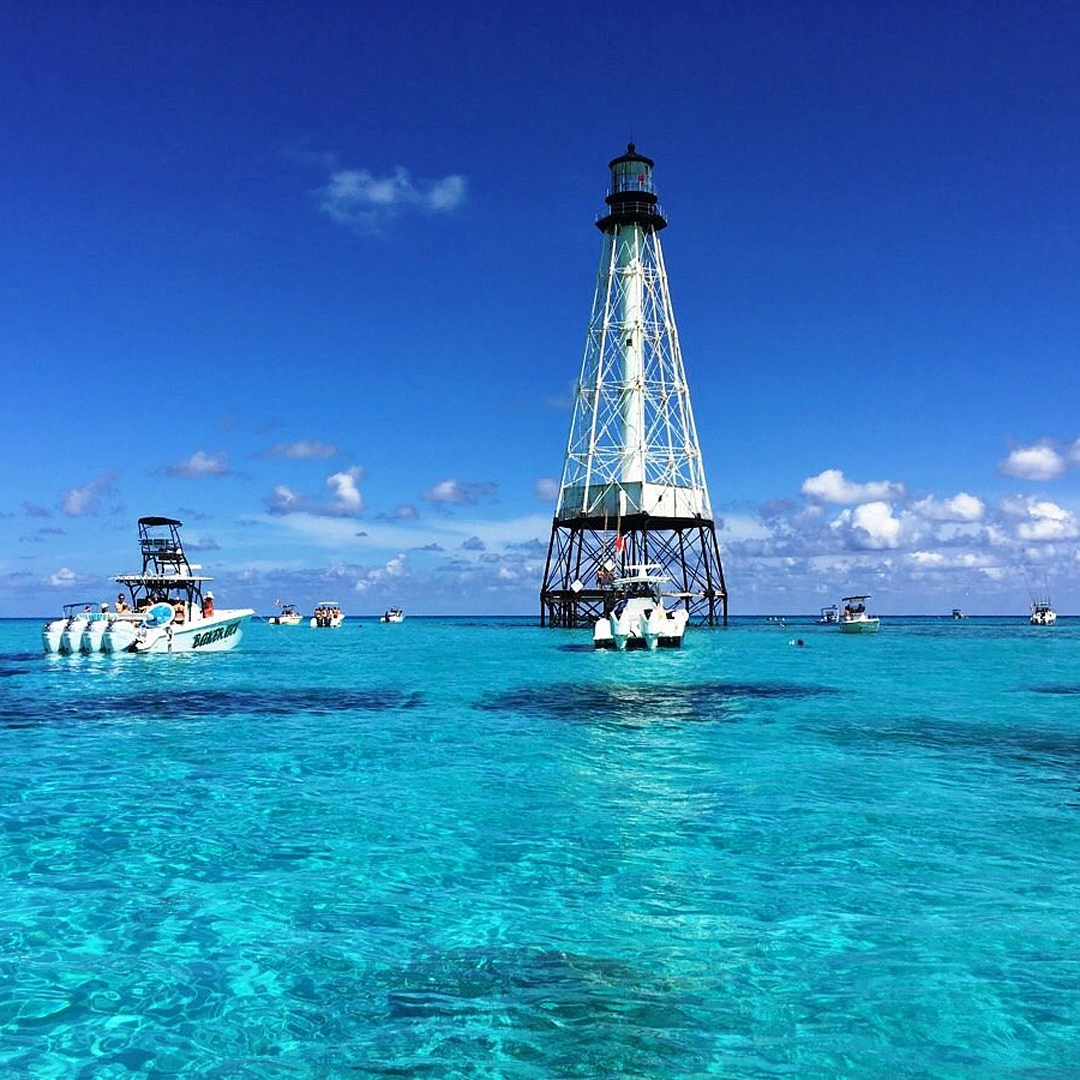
3, 0, 1078, 616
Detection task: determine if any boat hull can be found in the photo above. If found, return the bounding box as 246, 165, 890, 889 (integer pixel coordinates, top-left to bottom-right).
594, 606, 688, 650
102, 618, 144, 653
128, 609, 255, 653
840, 617, 880, 634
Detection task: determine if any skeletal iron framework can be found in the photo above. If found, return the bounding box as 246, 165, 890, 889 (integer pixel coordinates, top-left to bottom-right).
540, 144, 728, 627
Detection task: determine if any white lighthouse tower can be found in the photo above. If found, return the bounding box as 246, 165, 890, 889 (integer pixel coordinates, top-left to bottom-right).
540, 144, 728, 627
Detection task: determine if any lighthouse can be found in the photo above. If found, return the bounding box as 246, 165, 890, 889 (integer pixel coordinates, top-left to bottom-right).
540, 144, 728, 627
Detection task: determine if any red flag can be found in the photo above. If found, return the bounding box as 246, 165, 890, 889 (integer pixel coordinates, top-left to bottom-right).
614, 535, 625, 552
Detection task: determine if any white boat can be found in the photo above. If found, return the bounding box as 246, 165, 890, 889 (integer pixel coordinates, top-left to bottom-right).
593, 565, 689, 651
380, 607, 405, 623
268, 602, 303, 626
1030, 599, 1057, 626
952, 608, 965, 620
839, 594, 880, 634
817, 605, 839, 625
93, 516, 254, 654
311, 602, 344, 628
43, 602, 95, 654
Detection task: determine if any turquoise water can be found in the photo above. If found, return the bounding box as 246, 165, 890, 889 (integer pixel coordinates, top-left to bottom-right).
2, 616, 1080, 1075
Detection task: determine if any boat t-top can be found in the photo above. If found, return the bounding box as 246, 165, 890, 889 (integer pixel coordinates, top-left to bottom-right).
593, 565, 690, 651
44, 516, 255, 654
380, 607, 405, 623
1030, 598, 1057, 626
839, 594, 880, 634
268, 602, 303, 626
311, 602, 344, 628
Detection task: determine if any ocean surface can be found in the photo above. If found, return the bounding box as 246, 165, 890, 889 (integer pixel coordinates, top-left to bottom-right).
2, 614, 1079, 1076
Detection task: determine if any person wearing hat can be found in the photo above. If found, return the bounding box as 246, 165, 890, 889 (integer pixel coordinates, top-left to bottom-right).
202, 591, 214, 618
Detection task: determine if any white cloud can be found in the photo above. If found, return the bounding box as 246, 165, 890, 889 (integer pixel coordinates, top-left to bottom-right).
268, 440, 337, 460
47, 566, 96, 588
911, 492, 985, 522
266, 484, 307, 515
535, 477, 559, 501
317, 165, 467, 232
1013, 499, 1080, 542
354, 553, 407, 592
264, 509, 551, 558
427, 479, 464, 503
832, 501, 904, 549
326, 467, 364, 515
999, 443, 1066, 480
909, 550, 945, 566
61, 474, 117, 517
907, 549, 1002, 571
720, 514, 774, 541
166, 451, 231, 478
801, 468, 905, 504
265, 467, 365, 517
423, 479, 497, 505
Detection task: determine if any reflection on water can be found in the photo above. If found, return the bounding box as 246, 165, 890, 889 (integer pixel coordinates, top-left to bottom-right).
478, 680, 835, 726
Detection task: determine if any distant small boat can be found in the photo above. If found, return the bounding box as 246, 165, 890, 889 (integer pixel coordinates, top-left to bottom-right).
311, 602, 344, 628
839, 594, 880, 634
817, 605, 839, 625
268, 602, 303, 626
380, 608, 405, 623
1030, 599, 1057, 626
952, 608, 965, 620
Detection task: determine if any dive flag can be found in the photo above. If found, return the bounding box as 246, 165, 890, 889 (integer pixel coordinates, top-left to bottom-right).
614, 534, 625, 552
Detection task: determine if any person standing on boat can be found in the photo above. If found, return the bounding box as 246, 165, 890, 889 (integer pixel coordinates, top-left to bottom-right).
202, 591, 214, 617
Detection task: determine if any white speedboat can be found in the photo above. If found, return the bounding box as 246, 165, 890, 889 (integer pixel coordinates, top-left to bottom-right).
380, 607, 405, 623
43, 602, 95, 654
311, 602, 344, 628
952, 608, 965, 620
839, 594, 880, 634
268, 602, 303, 626
593, 565, 689, 651
817, 605, 839, 625
1030, 599, 1057, 626
91, 516, 254, 654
